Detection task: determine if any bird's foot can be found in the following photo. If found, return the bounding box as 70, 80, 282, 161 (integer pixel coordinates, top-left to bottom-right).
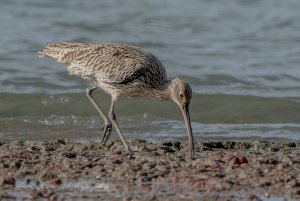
125, 146, 134, 158
101, 113, 116, 145
126, 146, 133, 153
101, 122, 112, 145
108, 112, 116, 121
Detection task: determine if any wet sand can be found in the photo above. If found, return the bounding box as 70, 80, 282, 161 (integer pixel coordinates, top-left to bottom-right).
0, 139, 299, 201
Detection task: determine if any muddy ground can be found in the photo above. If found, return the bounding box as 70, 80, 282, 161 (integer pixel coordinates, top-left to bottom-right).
0, 139, 299, 201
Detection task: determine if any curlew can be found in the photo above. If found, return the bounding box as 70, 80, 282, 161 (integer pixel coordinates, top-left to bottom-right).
39, 42, 195, 157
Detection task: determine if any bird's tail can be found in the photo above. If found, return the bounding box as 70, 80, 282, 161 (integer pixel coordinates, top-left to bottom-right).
38, 42, 84, 61
38, 42, 95, 79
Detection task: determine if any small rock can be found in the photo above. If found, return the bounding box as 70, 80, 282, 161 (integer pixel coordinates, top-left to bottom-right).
162, 141, 181, 149
139, 176, 151, 183
57, 139, 69, 145
229, 156, 241, 167
48, 178, 62, 186
112, 159, 123, 164
223, 141, 237, 149
203, 141, 224, 149
264, 191, 270, 198
281, 156, 293, 166
112, 149, 122, 155
264, 157, 278, 165
15, 160, 22, 169
44, 144, 56, 152
159, 146, 175, 153
146, 144, 157, 152
0, 177, 4, 186
3, 163, 9, 168
276, 163, 284, 171
30, 145, 40, 151
259, 181, 271, 187
26, 178, 31, 184
206, 186, 216, 193
193, 179, 206, 189
29, 190, 40, 199
41, 172, 57, 181
156, 148, 166, 156
238, 155, 248, 164
294, 189, 300, 195
48, 194, 58, 201
284, 142, 296, 147
3, 175, 16, 185
38, 188, 48, 196
131, 139, 147, 145
85, 163, 95, 168
285, 179, 298, 188
143, 161, 156, 169
266, 146, 279, 152
162, 142, 173, 147
228, 155, 248, 167
249, 194, 263, 201
63, 151, 76, 158
173, 141, 181, 149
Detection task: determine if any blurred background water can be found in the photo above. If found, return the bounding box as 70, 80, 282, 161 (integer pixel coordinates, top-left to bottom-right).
0, 0, 300, 142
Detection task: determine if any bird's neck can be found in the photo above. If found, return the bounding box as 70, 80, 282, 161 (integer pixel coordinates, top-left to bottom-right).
146, 80, 173, 100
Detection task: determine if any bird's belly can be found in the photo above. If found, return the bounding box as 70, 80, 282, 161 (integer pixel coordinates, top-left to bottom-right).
97, 81, 147, 98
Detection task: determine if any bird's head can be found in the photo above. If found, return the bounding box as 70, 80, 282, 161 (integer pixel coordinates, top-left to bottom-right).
170, 78, 194, 157
170, 78, 192, 107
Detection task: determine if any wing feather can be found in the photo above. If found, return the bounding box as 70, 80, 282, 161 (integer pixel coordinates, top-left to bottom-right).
39, 42, 167, 84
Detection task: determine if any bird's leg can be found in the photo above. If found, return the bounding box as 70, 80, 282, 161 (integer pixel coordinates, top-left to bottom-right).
105, 97, 132, 153
101, 122, 112, 144
85, 86, 112, 144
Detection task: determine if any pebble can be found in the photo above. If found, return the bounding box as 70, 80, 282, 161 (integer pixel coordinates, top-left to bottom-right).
14, 160, 22, 169
2, 175, 16, 186
193, 179, 206, 189
63, 151, 76, 158
47, 178, 62, 186
276, 163, 284, 171
0, 139, 299, 200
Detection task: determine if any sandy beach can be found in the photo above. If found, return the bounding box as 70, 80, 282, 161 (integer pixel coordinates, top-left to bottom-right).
0, 139, 299, 201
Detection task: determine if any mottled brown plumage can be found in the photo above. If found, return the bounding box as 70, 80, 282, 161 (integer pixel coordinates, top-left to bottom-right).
39, 42, 195, 157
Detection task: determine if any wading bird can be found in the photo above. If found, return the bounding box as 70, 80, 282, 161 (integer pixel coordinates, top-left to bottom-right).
39, 42, 195, 156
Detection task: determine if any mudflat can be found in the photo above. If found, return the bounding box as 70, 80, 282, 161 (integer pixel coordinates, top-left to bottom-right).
0, 139, 299, 201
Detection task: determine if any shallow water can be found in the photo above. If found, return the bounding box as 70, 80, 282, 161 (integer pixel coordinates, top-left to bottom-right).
0, 0, 300, 141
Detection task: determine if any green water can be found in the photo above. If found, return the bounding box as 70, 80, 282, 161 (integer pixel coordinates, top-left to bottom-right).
1, 92, 300, 142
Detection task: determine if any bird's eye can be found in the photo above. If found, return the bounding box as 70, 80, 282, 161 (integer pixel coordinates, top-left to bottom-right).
180, 93, 184, 98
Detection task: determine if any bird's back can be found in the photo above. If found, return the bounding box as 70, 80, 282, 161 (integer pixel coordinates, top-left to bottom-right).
39, 42, 168, 88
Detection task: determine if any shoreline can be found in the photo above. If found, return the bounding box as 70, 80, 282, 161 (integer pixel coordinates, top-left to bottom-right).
0, 139, 299, 200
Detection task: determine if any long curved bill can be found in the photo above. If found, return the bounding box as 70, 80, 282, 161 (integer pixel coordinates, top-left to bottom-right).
180, 103, 195, 157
